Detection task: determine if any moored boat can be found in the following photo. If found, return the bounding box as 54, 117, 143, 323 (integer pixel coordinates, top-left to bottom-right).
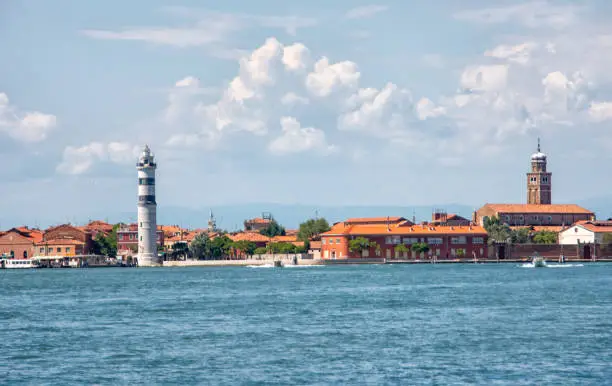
1, 258, 37, 269
532, 256, 546, 268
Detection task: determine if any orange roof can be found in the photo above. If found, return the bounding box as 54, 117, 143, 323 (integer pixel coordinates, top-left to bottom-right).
309, 241, 322, 250
482, 204, 593, 214
36, 239, 85, 246
270, 235, 299, 243
573, 221, 612, 233
228, 232, 271, 242
246, 218, 271, 224
323, 221, 486, 236
345, 217, 405, 224
285, 229, 298, 236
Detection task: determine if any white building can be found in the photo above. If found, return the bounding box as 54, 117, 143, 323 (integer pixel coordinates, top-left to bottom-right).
136, 145, 160, 267
559, 221, 612, 245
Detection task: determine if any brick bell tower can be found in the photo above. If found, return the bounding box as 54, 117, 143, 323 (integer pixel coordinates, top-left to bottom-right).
527, 138, 552, 205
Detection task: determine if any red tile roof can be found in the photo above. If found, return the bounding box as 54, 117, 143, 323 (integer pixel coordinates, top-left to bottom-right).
228, 232, 271, 242
482, 204, 593, 214
345, 216, 406, 224
323, 221, 486, 236
573, 221, 612, 233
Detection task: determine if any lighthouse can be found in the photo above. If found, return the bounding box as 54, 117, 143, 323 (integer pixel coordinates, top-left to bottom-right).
136, 145, 159, 267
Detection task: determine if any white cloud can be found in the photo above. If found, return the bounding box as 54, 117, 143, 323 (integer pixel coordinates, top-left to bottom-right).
485, 42, 538, 65
339, 82, 413, 135
306, 57, 361, 97
416, 98, 446, 120
0, 92, 57, 142
589, 101, 612, 122
269, 117, 335, 155
454, 1, 580, 29
345, 5, 389, 20
460, 65, 509, 92
281, 92, 309, 106
282, 43, 310, 71
57, 142, 139, 175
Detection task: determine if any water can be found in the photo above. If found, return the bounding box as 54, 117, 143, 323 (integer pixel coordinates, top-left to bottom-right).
1, 264, 612, 385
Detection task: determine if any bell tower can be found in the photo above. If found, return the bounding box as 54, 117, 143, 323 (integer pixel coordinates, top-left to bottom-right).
526, 138, 552, 205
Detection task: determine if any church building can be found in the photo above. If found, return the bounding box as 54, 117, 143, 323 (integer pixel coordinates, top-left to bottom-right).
474, 140, 595, 230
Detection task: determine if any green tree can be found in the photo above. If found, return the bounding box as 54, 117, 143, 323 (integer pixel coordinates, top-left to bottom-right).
297, 218, 331, 241
532, 230, 557, 244
603, 233, 612, 246
411, 242, 430, 254
254, 247, 267, 255
210, 235, 233, 259
259, 220, 286, 237
232, 240, 257, 257
511, 228, 531, 244
395, 244, 409, 258
484, 216, 512, 245
171, 242, 189, 259
189, 233, 211, 259
348, 237, 371, 255
92, 227, 118, 257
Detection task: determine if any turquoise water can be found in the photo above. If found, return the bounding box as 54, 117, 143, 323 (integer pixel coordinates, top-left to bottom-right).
1, 263, 612, 385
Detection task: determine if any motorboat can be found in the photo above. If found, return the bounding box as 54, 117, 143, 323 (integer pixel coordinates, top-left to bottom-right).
532, 256, 546, 268
1, 258, 37, 269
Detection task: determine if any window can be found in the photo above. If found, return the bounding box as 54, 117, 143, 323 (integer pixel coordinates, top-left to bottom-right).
23, 251, 28, 258
385, 236, 401, 245
321, 239, 326, 245
330, 239, 335, 244
472, 237, 484, 244
39, 247, 44, 253
66, 248, 70, 252
542, 176, 548, 184
130, 234, 134, 240
140, 222, 142, 227
336, 239, 340, 244
451, 236, 466, 244
402, 237, 418, 244
140, 236, 142, 241
428, 238, 443, 245
138, 195, 156, 203
138, 178, 155, 185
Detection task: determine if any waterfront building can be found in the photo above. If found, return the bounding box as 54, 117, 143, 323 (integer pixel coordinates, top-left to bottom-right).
431, 210, 471, 226
136, 145, 159, 266
474, 140, 595, 228
320, 217, 487, 260
79, 220, 114, 237
558, 221, 612, 245
117, 223, 164, 255
35, 224, 93, 257
0, 227, 43, 259
244, 213, 273, 232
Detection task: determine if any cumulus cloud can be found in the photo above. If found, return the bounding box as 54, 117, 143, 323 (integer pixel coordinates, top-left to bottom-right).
57, 142, 140, 175
0, 92, 57, 142
589, 101, 612, 122
306, 57, 361, 97
269, 117, 335, 155
485, 42, 538, 65
460, 65, 509, 92
416, 98, 446, 120
282, 43, 310, 71
281, 92, 309, 106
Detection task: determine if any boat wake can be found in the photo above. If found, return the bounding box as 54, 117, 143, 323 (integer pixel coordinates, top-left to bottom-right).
246, 264, 275, 268
520, 263, 584, 269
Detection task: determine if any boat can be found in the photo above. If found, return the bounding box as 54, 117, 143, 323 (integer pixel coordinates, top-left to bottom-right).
532, 255, 546, 268
1, 258, 37, 269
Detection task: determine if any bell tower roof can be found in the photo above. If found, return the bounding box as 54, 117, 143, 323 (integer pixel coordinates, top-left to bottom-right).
531, 138, 547, 161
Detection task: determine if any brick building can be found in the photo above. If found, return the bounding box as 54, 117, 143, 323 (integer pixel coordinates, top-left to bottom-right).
474, 140, 595, 228
117, 223, 164, 255
35, 224, 93, 257
0, 227, 43, 259
244, 213, 273, 232
320, 217, 488, 260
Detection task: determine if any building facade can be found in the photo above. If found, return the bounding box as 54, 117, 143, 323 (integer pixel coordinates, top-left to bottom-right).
136, 145, 159, 266
35, 224, 93, 257
320, 217, 488, 260
117, 223, 164, 255
559, 221, 612, 245
475, 204, 595, 228
0, 227, 42, 259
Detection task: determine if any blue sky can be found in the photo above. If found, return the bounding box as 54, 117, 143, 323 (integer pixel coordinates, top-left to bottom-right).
2, 0, 612, 226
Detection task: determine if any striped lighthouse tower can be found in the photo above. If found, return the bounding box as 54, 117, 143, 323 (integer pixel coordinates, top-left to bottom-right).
136, 145, 159, 267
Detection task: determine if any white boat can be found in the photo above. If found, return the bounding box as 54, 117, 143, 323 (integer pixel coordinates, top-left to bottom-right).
532, 256, 546, 268
1, 258, 37, 269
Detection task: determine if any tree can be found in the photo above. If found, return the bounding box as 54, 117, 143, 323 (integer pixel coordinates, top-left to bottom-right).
604, 233, 612, 246
189, 233, 211, 260
232, 240, 257, 258
511, 228, 531, 244
532, 231, 557, 244
348, 237, 371, 255
297, 218, 331, 242
411, 242, 430, 254
210, 235, 233, 259
267, 242, 297, 254
395, 244, 409, 258
259, 220, 286, 237
254, 247, 267, 255
170, 242, 189, 260
484, 216, 512, 245
92, 227, 118, 257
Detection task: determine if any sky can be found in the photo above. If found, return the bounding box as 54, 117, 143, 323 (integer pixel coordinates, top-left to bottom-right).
2, 0, 612, 227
